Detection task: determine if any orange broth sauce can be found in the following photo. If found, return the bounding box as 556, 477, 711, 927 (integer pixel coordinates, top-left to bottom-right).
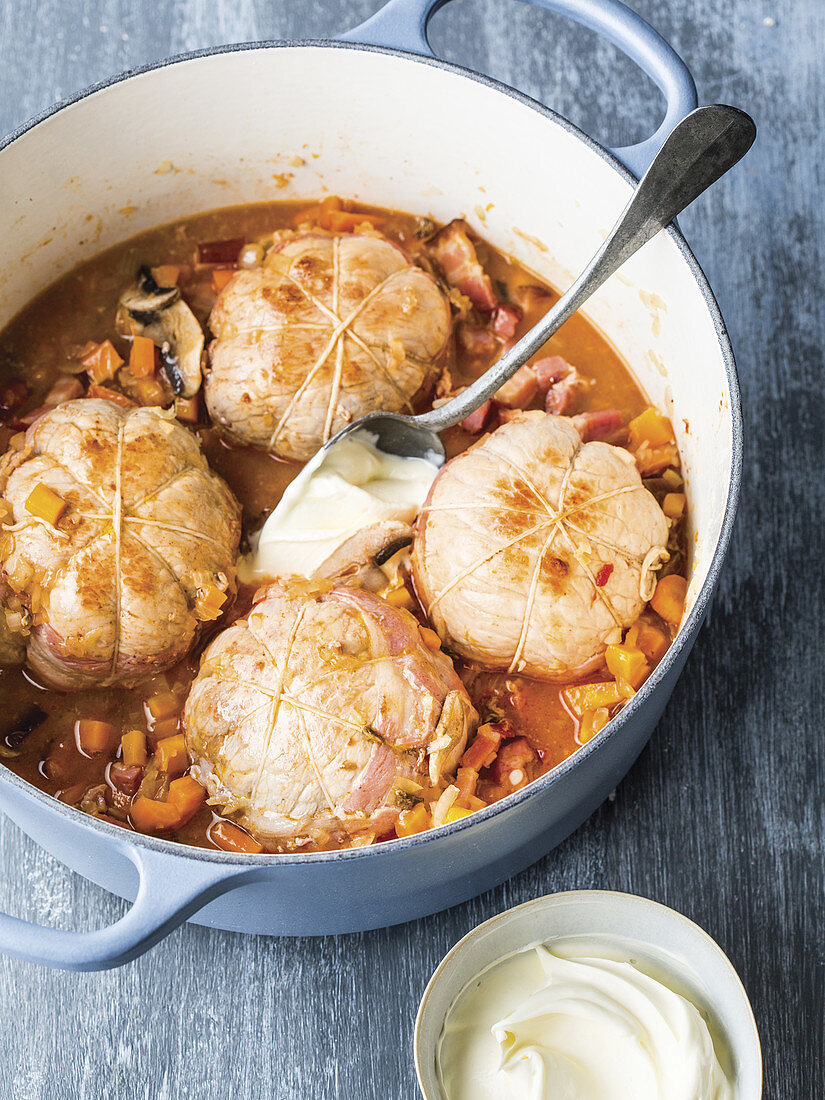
0, 199, 660, 852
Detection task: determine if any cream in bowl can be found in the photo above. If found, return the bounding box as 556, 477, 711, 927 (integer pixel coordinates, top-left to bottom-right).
416, 892, 761, 1100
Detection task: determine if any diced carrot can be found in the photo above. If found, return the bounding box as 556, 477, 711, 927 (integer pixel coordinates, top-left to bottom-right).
174, 395, 201, 424
578, 707, 611, 744
605, 643, 649, 689
663, 492, 686, 520
210, 820, 265, 854
166, 775, 206, 822
211, 268, 235, 293
82, 340, 123, 384
146, 691, 181, 722
195, 583, 228, 622
151, 264, 180, 286
24, 482, 66, 526
650, 574, 688, 625
149, 717, 179, 742
418, 625, 442, 651
384, 586, 414, 610
154, 733, 189, 777
134, 376, 168, 407
628, 407, 675, 449
130, 795, 181, 832
75, 719, 118, 757
563, 680, 627, 716
444, 805, 473, 824
460, 727, 502, 771
129, 335, 156, 378
86, 383, 136, 407
395, 803, 430, 838
121, 729, 148, 767
321, 209, 384, 232
625, 620, 670, 663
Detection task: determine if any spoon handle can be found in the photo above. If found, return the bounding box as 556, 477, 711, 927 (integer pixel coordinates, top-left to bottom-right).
414, 104, 756, 434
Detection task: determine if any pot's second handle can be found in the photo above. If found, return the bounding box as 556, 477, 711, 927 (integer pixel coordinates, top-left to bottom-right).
339, 0, 698, 178
0, 845, 245, 971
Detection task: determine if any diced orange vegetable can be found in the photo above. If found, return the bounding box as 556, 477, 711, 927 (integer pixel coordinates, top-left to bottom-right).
466, 795, 486, 812
130, 795, 181, 832
322, 209, 384, 232
662, 492, 686, 520
134, 376, 168, 407
625, 620, 670, 663
651, 574, 688, 625
578, 707, 610, 744
174, 395, 201, 423
460, 726, 502, 771
82, 340, 123, 384
146, 691, 180, 722
154, 733, 189, 777
395, 803, 430, 838
605, 643, 649, 689
563, 680, 627, 716
75, 719, 118, 756
444, 805, 473, 824
121, 729, 148, 767
195, 583, 228, 622
150, 717, 179, 742
129, 335, 156, 378
167, 775, 206, 822
151, 265, 180, 286
628, 406, 675, 450
211, 268, 235, 293
384, 586, 414, 610
210, 820, 265, 854
86, 383, 136, 407
24, 482, 66, 526
418, 625, 441, 651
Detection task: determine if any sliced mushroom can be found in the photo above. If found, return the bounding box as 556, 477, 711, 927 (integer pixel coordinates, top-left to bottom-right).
119, 267, 204, 398
312, 520, 413, 590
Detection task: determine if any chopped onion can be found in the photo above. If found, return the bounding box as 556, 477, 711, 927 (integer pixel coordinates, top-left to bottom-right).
432, 783, 460, 827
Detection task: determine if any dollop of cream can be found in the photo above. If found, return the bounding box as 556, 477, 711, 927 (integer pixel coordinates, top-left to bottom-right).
244, 430, 438, 580
437, 939, 733, 1100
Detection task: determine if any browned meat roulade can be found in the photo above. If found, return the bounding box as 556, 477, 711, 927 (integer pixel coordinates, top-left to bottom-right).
184, 583, 477, 845
0, 399, 241, 690
411, 412, 669, 680
205, 233, 451, 460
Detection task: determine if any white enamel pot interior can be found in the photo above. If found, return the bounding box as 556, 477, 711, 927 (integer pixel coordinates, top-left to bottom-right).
0, 43, 740, 965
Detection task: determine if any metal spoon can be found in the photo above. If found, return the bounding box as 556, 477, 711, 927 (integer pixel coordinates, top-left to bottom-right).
320, 103, 755, 467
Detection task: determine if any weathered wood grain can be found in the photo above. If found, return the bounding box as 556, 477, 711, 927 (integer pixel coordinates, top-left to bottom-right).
0, 1, 822, 1096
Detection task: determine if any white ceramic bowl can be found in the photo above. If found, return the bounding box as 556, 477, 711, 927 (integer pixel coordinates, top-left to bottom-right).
415, 890, 762, 1099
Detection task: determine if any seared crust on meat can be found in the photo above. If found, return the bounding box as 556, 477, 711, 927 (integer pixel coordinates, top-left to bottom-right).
205, 233, 451, 460
0, 399, 241, 689
412, 412, 669, 680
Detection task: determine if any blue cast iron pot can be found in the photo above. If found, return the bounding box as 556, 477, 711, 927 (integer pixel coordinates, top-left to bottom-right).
0, 0, 741, 970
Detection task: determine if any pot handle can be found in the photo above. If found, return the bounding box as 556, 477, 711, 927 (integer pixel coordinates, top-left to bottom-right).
0, 844, 249, 971
338, 0, 698, 177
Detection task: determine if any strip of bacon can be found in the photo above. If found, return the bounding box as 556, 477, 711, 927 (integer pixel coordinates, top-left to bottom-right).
493, 302, 523, 340
572, 408, 624, 442
495, 364, 539, 410
461, 399, 494, 434
429, 220, 498, 312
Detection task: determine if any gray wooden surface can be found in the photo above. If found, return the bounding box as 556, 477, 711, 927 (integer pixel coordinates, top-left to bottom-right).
0, 1, 820, 1096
